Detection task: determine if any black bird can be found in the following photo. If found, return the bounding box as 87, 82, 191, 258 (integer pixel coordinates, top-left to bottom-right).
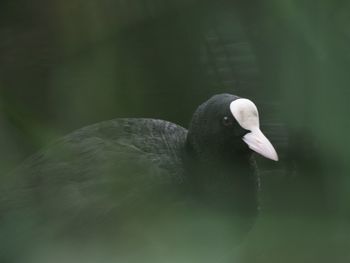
0, 93, 277, 263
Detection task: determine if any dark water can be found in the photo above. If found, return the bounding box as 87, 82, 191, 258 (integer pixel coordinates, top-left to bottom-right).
0, 0, 349, 262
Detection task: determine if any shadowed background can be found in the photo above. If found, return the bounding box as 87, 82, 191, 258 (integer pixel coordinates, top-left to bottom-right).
1, 0, 350, 262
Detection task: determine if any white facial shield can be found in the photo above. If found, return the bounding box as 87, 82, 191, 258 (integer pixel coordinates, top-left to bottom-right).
230, 99, 278, 161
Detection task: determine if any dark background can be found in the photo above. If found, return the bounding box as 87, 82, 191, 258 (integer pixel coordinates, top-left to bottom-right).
1, 0, 350, 262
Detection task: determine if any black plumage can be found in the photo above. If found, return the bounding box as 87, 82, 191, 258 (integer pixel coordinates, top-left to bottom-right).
1, 93, 269, 262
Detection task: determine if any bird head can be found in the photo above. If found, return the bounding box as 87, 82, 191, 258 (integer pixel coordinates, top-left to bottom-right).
187, 93, 278, 161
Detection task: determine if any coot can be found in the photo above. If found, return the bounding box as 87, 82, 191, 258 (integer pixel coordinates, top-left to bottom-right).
1, 93, 277, 262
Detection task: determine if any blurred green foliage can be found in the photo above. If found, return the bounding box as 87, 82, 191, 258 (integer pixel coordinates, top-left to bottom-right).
1, 0, 350, 262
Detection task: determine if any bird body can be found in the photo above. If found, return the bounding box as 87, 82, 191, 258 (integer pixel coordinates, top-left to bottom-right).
0, 94, 277, 262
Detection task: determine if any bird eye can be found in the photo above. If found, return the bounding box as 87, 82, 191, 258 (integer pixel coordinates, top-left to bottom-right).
222, 116, 233, 127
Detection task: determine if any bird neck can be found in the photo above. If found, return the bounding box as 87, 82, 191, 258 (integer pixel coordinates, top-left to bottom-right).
182, 140, 259, 217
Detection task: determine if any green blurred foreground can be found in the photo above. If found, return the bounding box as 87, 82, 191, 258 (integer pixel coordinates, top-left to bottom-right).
1, 0, 350, 262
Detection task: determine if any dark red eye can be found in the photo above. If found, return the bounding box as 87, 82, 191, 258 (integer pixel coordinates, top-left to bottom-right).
222, 116, 233, 127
